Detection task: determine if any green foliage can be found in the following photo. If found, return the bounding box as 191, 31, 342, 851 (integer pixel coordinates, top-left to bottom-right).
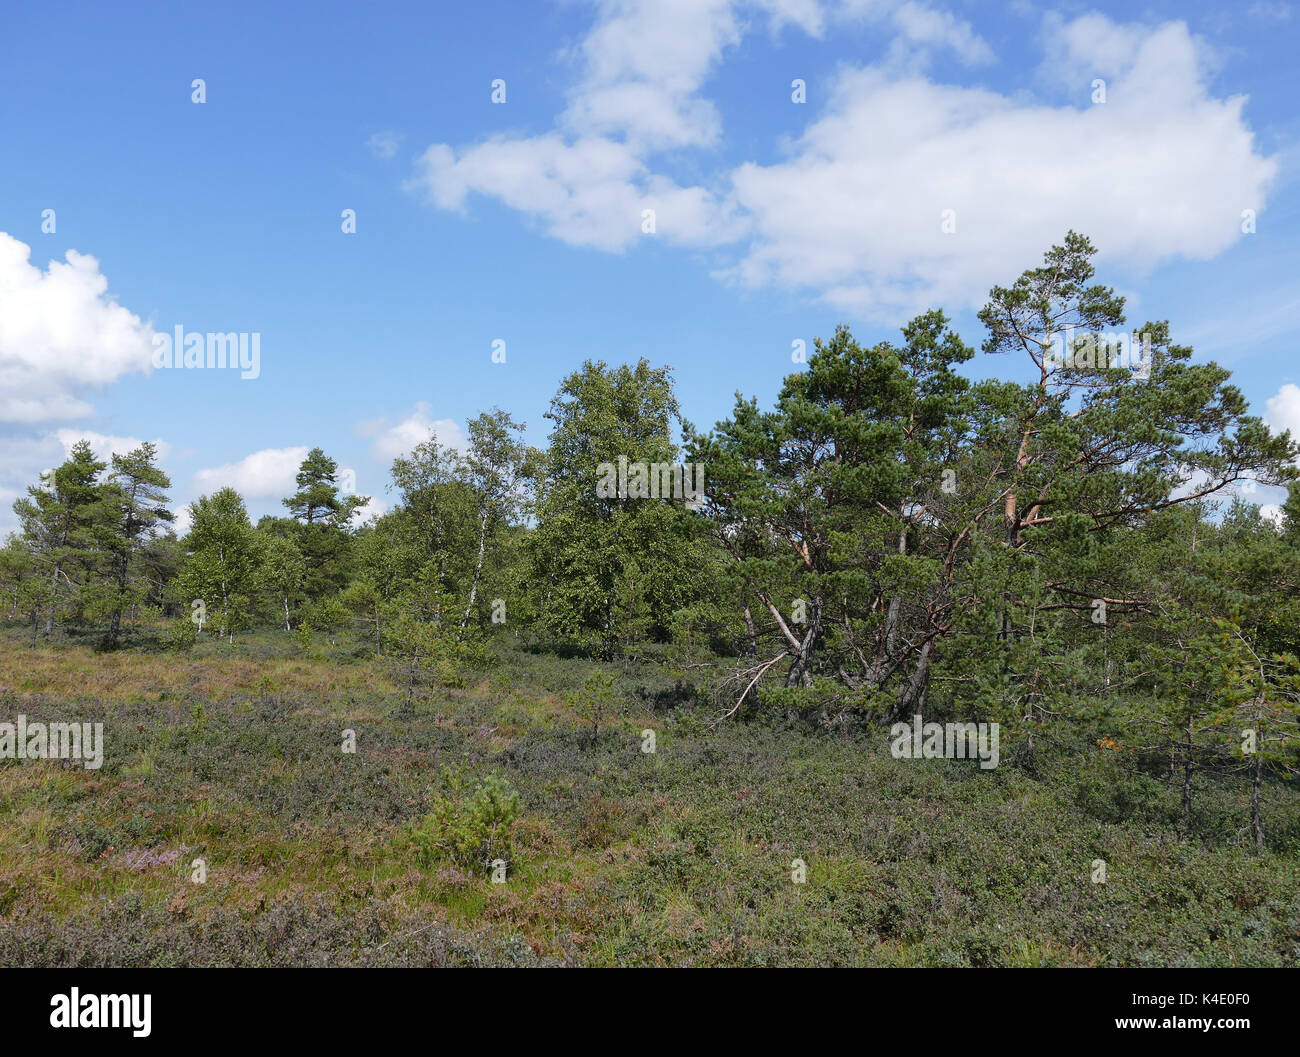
300, 596, 349, 647
570, 670, 620, 743
92, 442, 175, 647
166, 617, 198, 651
260, 533, 306, 630
174, 488, 265, 643
410, 769, 521, 871
282, 447, 368, 600
11, 439, 109, 635
2, 230, 1298, 868
528, 358, 709, 660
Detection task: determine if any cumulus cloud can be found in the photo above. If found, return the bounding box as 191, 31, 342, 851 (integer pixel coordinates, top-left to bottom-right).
0, 233, 156, 422
406, 0, 764, 252
558, 0, 743, 151
756, 0, 825, 34
185, 449, 374, 532
407, 5, 1276, 322
172, 503, 194, 538
1259, 503, 1285, 529
192, 446, 309, 500
406, 0, 994, 254
0, 235, 165, 532
1264, 383, 1300, 450
409, 136, 745, 252
726, 18, 1276, 318
356, 403, 466, 462
54, 429, 170, 463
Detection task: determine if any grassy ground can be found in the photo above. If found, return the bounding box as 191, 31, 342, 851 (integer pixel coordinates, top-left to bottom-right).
1, 628, 1297, 966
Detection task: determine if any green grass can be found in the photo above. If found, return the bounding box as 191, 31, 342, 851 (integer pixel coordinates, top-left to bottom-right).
0, 628, 1297, 966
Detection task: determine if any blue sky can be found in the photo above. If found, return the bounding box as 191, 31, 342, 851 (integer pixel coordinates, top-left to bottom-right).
2, 0, 1298, 532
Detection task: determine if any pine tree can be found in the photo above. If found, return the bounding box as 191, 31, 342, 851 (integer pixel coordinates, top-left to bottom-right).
282, 447, 367, 599
94, 443, 174, 647
688, 313, 973, 714
11, 440, 108, 635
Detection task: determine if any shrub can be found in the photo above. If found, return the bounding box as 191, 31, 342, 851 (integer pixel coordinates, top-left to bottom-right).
570, 671, 620, 744
166, 618, 197, 650
411, 769, 521, 873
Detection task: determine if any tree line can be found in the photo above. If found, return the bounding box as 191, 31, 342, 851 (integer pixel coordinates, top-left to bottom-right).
3, 232, 1298, 845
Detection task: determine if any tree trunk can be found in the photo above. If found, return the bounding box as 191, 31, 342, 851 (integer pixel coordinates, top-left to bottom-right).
785, 599, 822, 688
108, 481, 141, 648
109, 549, 128, 643
889, 640, 932, 723
462, 510, 489, 629
884, 519, 906, 657
45, 560, 61, 635
1182, 719, 1194, 821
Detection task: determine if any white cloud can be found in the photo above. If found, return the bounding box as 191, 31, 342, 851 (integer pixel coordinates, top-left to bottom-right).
1259, 503, 1285, 529
406, 0, 766, 252
172, 503, 194, 538
54, 429, 170, 464
192, 446, 309, 500
408, 7, 1276, 323
723, 18, 1276, 318
1265, 383, 1300, 454
412, 136, 645, 249
1037, 12, 1148, 84
875, 1, 994, 66
754, 0, 825, 35
0, 233, 156, 422
409, 135, 745, 251
0, 236, 167, 532
559, 0, 743, 151
356, 403, 466, 462
183, 451, 371, 534
0, 432, 64, 520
